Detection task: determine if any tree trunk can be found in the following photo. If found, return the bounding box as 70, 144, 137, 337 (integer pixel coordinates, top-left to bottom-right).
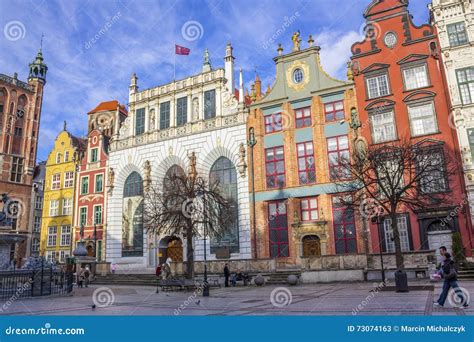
390, 209, 404, 271
185, 221, 194, 279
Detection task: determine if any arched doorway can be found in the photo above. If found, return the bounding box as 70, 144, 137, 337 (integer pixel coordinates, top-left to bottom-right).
158, 236, 183, 265
427, 220, 452, 256
302, 235, 321, 258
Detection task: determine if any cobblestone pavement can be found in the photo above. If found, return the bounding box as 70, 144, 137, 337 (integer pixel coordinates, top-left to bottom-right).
0, 280, 472, 316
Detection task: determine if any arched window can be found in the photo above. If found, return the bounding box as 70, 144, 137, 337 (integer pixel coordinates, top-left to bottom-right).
0, 89, 6, 127
163, 164, 185, 192
209, 157, 239, 253
122, 171, 144, 257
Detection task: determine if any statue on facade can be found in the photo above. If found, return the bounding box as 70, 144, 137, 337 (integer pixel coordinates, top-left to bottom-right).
188, 152, 197, 180
144, 160, 151, 192
292, 31, 301, 51
237, 143, 247, 177
192, 98, 199, 121
107, 167, 115, 194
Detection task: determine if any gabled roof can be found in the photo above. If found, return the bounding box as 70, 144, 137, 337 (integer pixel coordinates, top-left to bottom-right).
364, 0, 408, 19
88, 100, 127, 116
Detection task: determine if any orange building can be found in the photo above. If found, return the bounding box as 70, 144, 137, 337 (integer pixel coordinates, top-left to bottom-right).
247, 34, 368, 279
350, 0, 472, 258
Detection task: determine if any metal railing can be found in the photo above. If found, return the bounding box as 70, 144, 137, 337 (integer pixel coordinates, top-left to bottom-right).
0, 268, 73, 300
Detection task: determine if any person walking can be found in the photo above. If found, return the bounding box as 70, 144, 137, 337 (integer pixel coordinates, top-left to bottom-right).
224, 263, 230, 287
84, 266, 91, 288
77, 267, 85, 288
435, 252, 468, 308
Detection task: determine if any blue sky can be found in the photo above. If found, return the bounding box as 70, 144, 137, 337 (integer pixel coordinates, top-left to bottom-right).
0, 0, 431, 162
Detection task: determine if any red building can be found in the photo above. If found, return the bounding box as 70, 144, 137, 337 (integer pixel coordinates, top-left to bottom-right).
74, 101, 127, 261
350, 0, 472, 257
0, 49, 47, 267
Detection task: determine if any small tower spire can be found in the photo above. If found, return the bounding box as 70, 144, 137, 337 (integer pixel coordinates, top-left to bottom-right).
224, 42, 235, 93
28, 44, 48, 84
63, 121, 67, 131
202, 49, 212, 72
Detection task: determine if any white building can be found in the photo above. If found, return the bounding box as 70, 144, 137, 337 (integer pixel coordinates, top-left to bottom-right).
106, 43, 251, 272
430, 0, 474, 223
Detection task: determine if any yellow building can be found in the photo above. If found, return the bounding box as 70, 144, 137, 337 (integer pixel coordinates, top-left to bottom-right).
40, 126, 85, 263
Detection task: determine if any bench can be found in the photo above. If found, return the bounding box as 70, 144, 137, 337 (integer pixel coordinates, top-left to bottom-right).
231, 273, 251, 286
157, 279, 196, 292
195, 276, 221, 288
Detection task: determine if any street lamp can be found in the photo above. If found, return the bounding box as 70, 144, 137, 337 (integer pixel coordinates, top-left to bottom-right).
198, 191, 209, 297
372, 214, 385, 284
248, 127, 257, 259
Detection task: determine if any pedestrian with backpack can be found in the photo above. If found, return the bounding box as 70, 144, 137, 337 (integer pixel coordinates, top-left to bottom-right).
435, 252, 469, 308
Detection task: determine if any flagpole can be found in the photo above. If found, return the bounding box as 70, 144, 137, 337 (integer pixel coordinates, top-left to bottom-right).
173, 42, 176, 81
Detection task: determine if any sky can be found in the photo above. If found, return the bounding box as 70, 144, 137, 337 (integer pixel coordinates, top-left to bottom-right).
0, 0, 432, 163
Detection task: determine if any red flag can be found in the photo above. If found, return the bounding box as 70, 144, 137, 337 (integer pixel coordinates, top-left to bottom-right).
175, 44, 190, 55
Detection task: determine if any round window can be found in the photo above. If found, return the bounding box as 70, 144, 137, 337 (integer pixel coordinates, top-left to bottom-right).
384, 32, 397, 48
293, 68, 304, 84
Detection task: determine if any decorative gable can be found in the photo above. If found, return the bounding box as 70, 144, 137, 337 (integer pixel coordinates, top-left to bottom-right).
364, 0, 408, 19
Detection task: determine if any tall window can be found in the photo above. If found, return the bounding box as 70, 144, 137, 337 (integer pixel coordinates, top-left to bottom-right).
295, 107, 311, 128
416, 148, 447, 193
403, 65, 429, 90
81, 177, 89, 195
160, 101, 170, 129
35, 196, 42, 209
47, 226, 57, 247
301, 197, 318, 221
60, 225, 71, 246
62, 198, 72, 215
135, 108, 145, 135
64, 171, 74, 188
268, 201, 289, 258
332, 197, 357, 254
204, 89, 216, 119
10, 157, 23, 183
408, 102, 437, 136
94, 205, 103, 224
209, 157, 239, 253
31, 238, 40, 253
95, 174, 103, 192
264, 113, 282, 133
324, 101, 345, 122
79, 207, 87, 227
176, 97, 187, 126
56, 153, 61, 164
447, 22, 468, 47
51, 173, 61, 190
366, 74, 390, 99
327, 135, 350, 180
49, 200, 59, 216
64, 151, 69, 162
382, 216, 410, 252
457, 67, 474, 105
122, 172, 144, 257
265, 146, 285, 188
297, 141, 315, 184
33, 216, 41, 232
45, 251, 55, 262
59, 251, 70, 263
371, 110, 396, 143
90, 148, 99, 162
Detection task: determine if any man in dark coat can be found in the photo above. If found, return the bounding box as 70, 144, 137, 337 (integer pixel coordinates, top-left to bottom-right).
435, 252, 468, 308
224, 263, 230, 287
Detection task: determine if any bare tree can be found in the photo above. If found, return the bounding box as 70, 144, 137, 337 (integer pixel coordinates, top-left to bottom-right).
143, 172, 236, 279
336, 138, 459, 272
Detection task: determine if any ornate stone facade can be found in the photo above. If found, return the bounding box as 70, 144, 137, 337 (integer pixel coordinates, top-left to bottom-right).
107, 44, 252, 272
430, 0, 474, 229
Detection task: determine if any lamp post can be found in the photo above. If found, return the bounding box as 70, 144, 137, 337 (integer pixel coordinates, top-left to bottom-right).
93, 224, 97, 260
372, 215, 386, 284
199, 191, 209, 297
248, 127, 257, 259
